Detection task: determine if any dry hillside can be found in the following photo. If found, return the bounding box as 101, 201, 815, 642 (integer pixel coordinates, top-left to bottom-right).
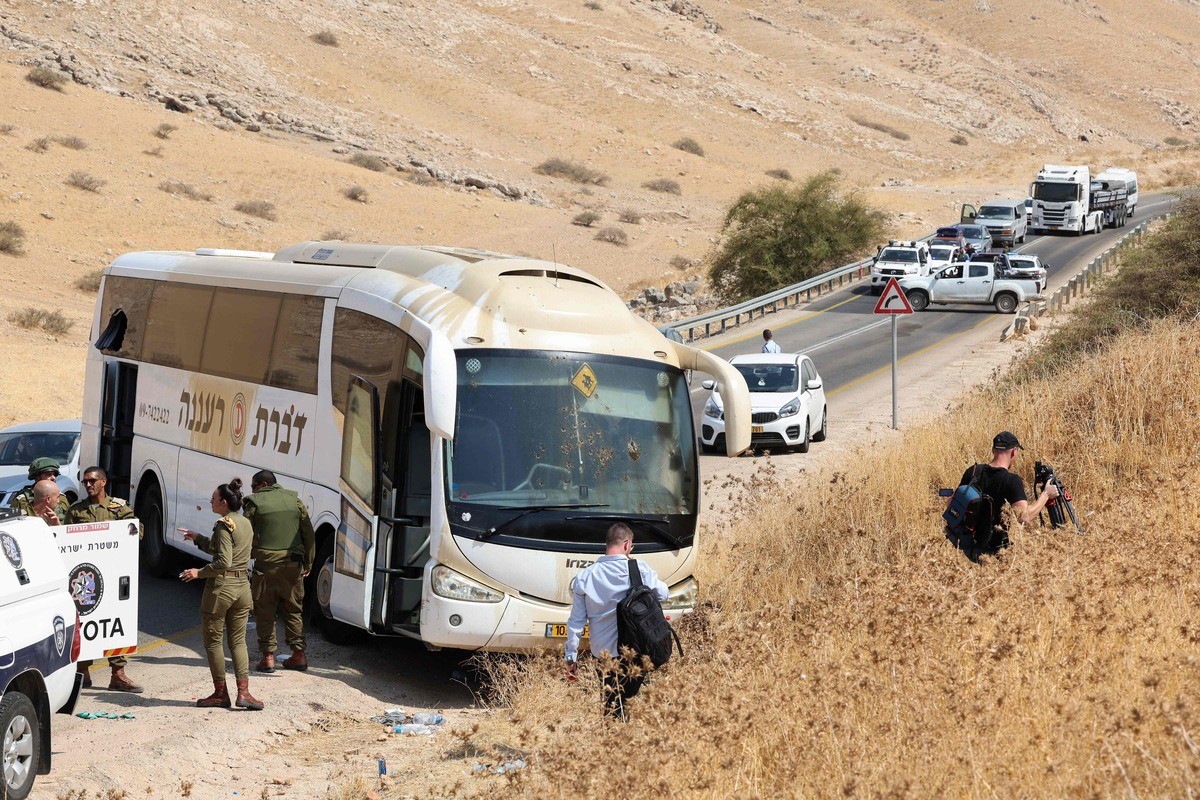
3, 0, 1200, 423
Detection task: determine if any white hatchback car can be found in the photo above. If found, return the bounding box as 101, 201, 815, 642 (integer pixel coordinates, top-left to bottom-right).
700, 353, 827, 454
0, 420, 83, 509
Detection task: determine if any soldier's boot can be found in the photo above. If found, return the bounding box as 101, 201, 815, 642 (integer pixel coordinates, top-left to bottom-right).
196, 680, 231, 709
77, 663, 92, 689
255, 652, 276, 673
282, 650, 308, 671
235, 678, 264, 711
108, 667, 144, 694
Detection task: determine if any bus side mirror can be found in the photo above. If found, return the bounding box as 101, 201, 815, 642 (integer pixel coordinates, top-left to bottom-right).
422, 331, 457, 441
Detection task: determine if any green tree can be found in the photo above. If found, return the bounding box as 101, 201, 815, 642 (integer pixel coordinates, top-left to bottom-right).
707, 171, 887, 303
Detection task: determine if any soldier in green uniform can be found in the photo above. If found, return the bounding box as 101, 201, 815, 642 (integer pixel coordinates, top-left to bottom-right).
66, 466, 144, 693
8, 457, 70, 520
180, 477, 263, 710
244, 469, 316, 673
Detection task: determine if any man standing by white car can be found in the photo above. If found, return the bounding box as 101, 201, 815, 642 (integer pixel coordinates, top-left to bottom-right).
564, 523, 669, 719
761, 329, 781, 354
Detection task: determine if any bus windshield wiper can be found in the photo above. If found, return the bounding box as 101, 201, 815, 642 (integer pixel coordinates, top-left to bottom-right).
479, 503, 610, 540
563, 513, 683, 549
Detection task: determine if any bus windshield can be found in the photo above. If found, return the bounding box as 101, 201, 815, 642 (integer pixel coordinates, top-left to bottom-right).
445, 350, 697, 548
1032, 182, 1080, 203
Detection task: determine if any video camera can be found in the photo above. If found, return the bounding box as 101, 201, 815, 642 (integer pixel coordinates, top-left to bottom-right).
1034, 461, 1082, 532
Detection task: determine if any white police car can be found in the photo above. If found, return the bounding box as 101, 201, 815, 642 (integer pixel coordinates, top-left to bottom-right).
0, 511, 81, 800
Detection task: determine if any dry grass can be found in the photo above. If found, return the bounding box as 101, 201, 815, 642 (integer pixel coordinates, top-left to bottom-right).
594, 226, 627, 245
572, 211, 600, 227
26, 136, 52, 153
234, 200, 277, 221
0, 123, 16, 136
75, 268, 104, 292
951, 133, 969, 146
343, 183, 369, 203
26, 66, 67, 91
8, 307, 73, 335
0, 221, 26, 255
643, 177, 681, 195
617, 208, 642, 224
408, 171, 439, 186
765, 167, 792, 181
535, 158, 610, 186
158, 179, 213, 201
322, 229, 353, 240
311, 29, 339, 47
54, 135, 87, 150
672, 137, 704, 156
347, 152, 389, 172
65, 171, 106, 193
669, 254, 694, 271
851, 115, 911, 140
153, 122, 177, 140
445, 304, 1200, 794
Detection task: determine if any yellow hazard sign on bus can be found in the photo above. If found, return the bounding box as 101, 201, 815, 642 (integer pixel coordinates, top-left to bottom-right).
571, 363, 598, 398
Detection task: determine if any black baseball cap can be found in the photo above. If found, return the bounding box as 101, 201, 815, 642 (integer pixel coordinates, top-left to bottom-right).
992, 431, 1023, 450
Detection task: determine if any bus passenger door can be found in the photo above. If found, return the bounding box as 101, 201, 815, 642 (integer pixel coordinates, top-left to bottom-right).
100, 362, 137, 501
370, 380, 430, 635
329, 376, 382, 629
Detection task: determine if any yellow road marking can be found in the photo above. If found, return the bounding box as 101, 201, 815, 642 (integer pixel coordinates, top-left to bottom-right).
93, 623, 203, 666
701, 293, 864, 351
827, 313, 998, 398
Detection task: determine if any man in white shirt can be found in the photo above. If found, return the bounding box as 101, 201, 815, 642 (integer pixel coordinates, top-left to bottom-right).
761, 329, 781, 353
565, 523, 669, 718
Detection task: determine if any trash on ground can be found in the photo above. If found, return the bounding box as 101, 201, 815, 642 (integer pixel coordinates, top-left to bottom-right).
369, 708, 409, 726
394, 723, 435, 736
74, 711, 134, 719
473, 758, 527, 775
411, 712, 445, 725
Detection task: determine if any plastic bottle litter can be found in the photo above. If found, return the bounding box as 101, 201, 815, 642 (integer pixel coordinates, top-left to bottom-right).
473, 758, 527, 775
394, 723, 435, 736
411, 712, 445, 725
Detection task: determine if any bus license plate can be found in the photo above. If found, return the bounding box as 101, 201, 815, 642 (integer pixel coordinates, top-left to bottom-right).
545, 623, 587, 638
752, 425, 764, 433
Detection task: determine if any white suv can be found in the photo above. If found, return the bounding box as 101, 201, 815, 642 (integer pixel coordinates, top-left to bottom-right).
870, 240, 932, 294
0, 513, 81, 800
700, 353, 827, 454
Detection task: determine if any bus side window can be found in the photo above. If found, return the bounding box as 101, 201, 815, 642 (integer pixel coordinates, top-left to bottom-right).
267, 295, 323, 394
331, 308, 404, 414
98, 276, 155, 359
143, 283, 214, 370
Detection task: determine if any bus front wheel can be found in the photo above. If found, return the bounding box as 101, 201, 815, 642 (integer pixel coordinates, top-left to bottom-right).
308, 536, 364, 646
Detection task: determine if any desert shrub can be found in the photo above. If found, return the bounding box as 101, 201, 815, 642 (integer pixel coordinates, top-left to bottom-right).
643, 178, 681, 195
765, 168, 792, 181
347, 152, 389, 172
584, 1, 602, 8
234, 200, 277, 221
26, 137, 52, 153
154, 123, 177, 140
0, 221, 26, 255
54, 135, 87, 150
850, 115, 910, 140
1021, 193, 1200, 377
8, 307, 73, 335
343, 184, 369, 202
0, 123, 15, 136
144, 145, 164, 157
594, 227, 628, 245
950, 133, 969, 146
75, 268, 104, 292
311, 30, 339, 47
672, 137, 705, 156
25, 67, 67, 91
322, 230, 352, 240
572, 211, 600, 227
158, 179, 213, 201
669, 255, 694, 270
707, 170, 887, 303
618, 208, 643, 224
65, 171, 106, 193
535, 158, 610, 186
1164, 135, 1188, 147
408, 172, 439, 186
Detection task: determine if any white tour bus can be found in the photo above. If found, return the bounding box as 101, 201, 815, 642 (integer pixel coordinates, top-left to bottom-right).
80, 242, 750, 650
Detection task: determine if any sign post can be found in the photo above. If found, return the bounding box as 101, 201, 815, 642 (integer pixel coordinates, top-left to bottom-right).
873, 277, 915, 430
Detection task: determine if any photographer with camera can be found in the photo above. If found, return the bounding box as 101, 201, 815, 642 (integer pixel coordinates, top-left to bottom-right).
952, 431, 1059, 559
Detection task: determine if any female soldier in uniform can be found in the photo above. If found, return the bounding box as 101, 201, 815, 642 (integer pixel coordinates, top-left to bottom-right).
180, 478, 263, 710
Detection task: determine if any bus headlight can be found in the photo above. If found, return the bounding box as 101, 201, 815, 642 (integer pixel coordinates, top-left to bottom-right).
662, 577, 698, 611
431, 565, 504, 603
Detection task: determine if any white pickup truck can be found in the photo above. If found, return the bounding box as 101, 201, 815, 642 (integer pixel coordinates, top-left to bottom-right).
898, 258, 1046, 313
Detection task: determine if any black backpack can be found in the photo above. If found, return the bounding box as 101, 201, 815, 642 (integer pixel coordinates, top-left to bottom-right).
616, 559, 683, 668
943, 464, 994, 543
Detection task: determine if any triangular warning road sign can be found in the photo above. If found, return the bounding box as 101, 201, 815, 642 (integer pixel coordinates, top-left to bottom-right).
873, 277, 915, 315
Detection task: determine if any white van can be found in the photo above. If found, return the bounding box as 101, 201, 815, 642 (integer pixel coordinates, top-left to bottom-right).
0, 512, 81, 800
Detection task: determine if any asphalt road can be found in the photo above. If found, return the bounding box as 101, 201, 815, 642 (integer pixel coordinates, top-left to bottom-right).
689, 192, 1177, 420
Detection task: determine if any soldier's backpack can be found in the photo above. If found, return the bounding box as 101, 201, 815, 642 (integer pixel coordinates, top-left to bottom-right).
616, 559, 683, 669
943, 464, 994, 542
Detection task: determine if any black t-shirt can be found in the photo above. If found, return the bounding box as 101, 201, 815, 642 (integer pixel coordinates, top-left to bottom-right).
960, 464, 1027, 528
